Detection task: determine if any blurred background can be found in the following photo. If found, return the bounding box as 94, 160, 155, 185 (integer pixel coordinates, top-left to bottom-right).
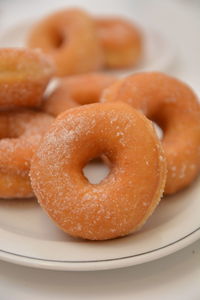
0, 0, 200, 91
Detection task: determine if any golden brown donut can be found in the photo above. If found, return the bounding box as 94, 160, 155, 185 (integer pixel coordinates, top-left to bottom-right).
95, 17, 142, 69
27, 9, 104, 76
30, 102, 166, 240
43, 72, 117, 116
0, 110, 54, 198
0, 48, 54, 109
101, 72, 200, 194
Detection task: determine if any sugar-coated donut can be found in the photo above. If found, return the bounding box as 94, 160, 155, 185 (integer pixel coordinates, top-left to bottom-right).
95, 17, 142, 69
27, 9, 104, 76
0, 48, 54, 109
30, 102, 166, 240
0, 110, 54, 198
101, 72, 200, 194
43, 73, 117, 116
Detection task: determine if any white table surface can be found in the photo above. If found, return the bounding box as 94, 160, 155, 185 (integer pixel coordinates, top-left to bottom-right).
0, 240, 199, 300
0, 0, 200, 299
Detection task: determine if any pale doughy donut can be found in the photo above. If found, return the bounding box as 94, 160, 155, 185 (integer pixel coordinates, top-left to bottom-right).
0, 48, 54, 109
27, 9, 104, 76
0, 110, 54, 198
101, 72, 200, 194
43, 73, 117, 116
95, 17, 142, 69
30, 102, 166, 240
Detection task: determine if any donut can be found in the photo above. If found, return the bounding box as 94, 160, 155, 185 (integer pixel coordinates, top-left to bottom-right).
43, 72, 117, 116
27, 9, 104, 76
0, 48, 54, 109
30, 102, 166, 240
101, 72, 200, 194
0, 110, 54, 198
95, 17, 142, 69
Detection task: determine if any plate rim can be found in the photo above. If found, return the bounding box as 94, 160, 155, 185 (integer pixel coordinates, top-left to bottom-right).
0, 16, 196, 272
0, 227, 199, 271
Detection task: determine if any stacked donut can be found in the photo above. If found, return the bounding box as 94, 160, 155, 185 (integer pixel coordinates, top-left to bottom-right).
0, 48, 54, 198
33, 71, 200, 240
1, 9, 200, 242
27, 8, 143, 76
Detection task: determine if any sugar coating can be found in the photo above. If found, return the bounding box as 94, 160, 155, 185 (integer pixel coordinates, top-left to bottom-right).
0, 110, 54, 198
97, 19, 137, 42
0, 48, 54, 108
95, 17, 142, 68
43, 73, 117, 117
27, 8, 104, 76
30, 102, 167, 240
101, 72, 200, 194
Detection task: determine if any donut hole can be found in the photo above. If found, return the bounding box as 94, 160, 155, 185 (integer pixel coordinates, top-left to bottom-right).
0, 132, 19, 139
0, 61, 44, 80
83, 157, 110, 184
0, 113, 26, 139
0, 63, 46, 81
0, 126, 23, 139
152, 121, 163, 140
51, 30, 65, 49
75, 97, 98, 105
54, 34, 64, 48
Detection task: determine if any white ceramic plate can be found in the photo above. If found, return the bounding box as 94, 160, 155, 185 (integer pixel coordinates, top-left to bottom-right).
0, 159, 200, 271
0, 19, 199, 272
0, 19, 175, 76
